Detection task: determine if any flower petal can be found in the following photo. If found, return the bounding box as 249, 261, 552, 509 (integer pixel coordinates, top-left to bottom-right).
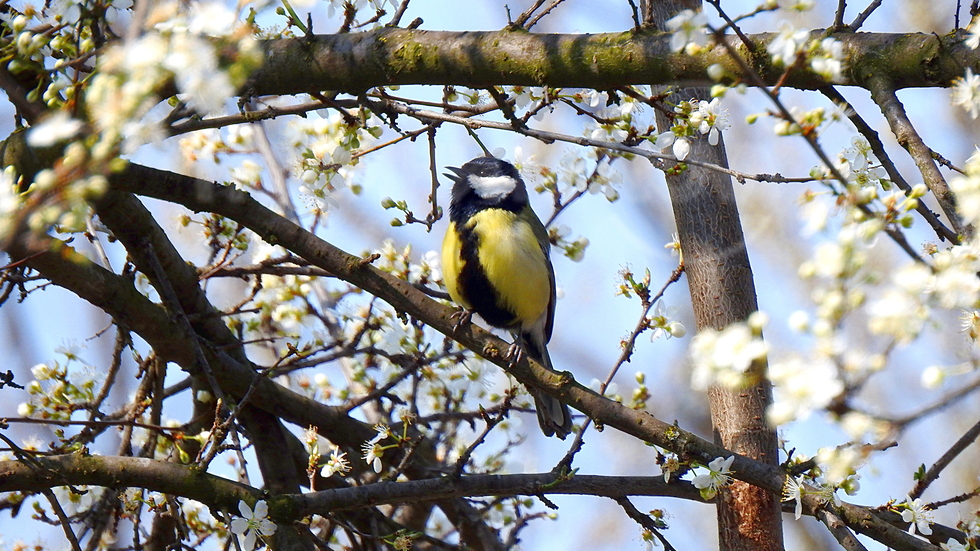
253, 500, 268, 519
230, 518, 248, 535
238, 500, 253, 518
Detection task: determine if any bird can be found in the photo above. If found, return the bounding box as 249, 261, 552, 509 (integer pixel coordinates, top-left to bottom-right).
441, 155, 573, 439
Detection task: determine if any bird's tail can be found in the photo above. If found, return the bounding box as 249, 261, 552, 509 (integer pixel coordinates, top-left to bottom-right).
519, 332, 573, 439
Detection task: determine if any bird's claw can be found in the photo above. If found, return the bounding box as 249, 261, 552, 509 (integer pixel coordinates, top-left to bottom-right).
506, 342, 524, 367
450, 308, 473, 332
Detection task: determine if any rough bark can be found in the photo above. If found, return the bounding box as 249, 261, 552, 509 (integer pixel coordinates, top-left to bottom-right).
649, 2, 784, 550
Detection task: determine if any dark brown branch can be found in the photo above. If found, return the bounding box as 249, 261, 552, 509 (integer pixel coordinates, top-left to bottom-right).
816, 507, 869, 551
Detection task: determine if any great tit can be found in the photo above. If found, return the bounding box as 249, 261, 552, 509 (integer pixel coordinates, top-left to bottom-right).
441, 156, 573, 439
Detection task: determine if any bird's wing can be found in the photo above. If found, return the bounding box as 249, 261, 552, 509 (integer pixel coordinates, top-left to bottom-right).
526, 208, 556, 343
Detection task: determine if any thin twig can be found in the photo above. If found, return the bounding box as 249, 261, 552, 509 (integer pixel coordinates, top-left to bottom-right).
512, 0, 547, 27
891, 371, 980, 427
387, 0, 411, 27
555, 265, 684, 471
849, 0, 883, 31
705, 0, 756, 52
908, 415, 980, 499
614, 497, 678, 551
706, 25, 929, 264
366, 98, 818, 185
833, 0, 848, 30
526, 0, 568, 29
42, 489, 83, 551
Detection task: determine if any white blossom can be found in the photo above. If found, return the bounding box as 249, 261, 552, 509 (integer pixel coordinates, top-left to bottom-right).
952, 68, 980, 119
692, 456, 734, 499
768, 22, 810, 66
810, 38, 844, 82
655, 131, 691, 160
0, 166, 21, 240
320, 449, 351, 478
690, 321, 768, 390
28, 112, 84, 147
782, 475, 805, 519
900, 495, 933, 536
767, 355, 843, 425
941, 537, 968, 551
966, 22, 980, 49
230, 500, 277, 550
951, 151, 980, 223
665, 10, 708, 53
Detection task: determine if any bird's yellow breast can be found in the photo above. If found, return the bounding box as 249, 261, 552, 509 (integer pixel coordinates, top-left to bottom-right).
442, 209, 551, 329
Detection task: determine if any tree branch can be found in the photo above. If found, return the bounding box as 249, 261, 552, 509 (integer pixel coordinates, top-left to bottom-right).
245, 29, 977, 95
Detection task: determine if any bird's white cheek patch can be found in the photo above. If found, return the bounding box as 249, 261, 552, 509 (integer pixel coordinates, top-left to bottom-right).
469, 175, 518, 199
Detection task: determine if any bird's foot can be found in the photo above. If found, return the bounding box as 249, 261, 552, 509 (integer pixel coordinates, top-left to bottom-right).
506, 342, 524, 367
450, 308, 473, 332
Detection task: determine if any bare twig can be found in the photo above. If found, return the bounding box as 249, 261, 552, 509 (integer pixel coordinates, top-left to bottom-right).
512, 0, 547, 27
891, 371, 980, 427
908, 415, 980, 499
705, 0, 756, 52
615, 497, 678, 551
833, 0, 848, 30
42, 489, 83, 551
526, 0, 569, 29
849, 0, 884, 31
387, 0, 411, 27
555, 265, 684, 471
367, 98, 818, 185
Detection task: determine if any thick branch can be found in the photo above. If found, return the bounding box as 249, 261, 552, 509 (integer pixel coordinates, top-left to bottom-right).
247, 29, 977, 95
0, 455, 257, 511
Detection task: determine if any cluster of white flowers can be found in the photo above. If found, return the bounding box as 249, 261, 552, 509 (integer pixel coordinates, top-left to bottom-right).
950, 150, 980, 224
832, 136, 891, 191
286, 110, 382, 215
854, 152, 980, 347
18, 350, 103, 420
578, 88, 647, 144
689, 313, 768, 391
655, 98, 729, 160
87, 2, 258, 154
665, 9, 709, 55
815, 445, 867, 488
766, 355, 843, 425
767, 23, 845, 82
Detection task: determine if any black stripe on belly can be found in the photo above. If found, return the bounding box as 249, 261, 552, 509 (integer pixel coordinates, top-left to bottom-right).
457, 220, 519, 329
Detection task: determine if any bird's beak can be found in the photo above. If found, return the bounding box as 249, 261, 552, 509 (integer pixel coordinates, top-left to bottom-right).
444, 166, 466, 184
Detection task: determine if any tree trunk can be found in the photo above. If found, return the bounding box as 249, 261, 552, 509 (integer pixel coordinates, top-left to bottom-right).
647, 2, 784, 550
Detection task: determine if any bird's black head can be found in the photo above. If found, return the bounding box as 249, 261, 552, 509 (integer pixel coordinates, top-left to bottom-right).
446, 156, 529, 222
